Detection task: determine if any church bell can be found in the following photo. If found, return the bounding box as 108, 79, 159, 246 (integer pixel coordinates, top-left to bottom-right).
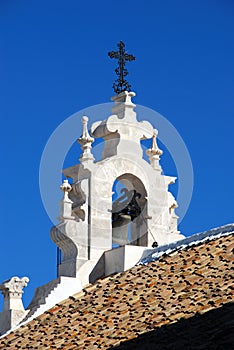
112, 189, 142, 246
112, 213, 131, 245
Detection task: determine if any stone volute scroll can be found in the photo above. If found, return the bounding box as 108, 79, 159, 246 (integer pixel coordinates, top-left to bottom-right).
50, 179, 90, 280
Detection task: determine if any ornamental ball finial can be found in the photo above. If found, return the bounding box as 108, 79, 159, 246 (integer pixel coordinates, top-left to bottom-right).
82, 116, 88, 123
60, 179, 72, 193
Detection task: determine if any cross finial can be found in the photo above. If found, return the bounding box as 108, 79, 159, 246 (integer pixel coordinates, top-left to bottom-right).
108, 41, 135, 94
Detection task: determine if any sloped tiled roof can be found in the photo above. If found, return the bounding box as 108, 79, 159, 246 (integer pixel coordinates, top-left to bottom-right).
113, 302, 234, 349
0, 232, 233, 349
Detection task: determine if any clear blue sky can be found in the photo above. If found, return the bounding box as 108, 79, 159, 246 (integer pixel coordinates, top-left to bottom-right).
0, 0, 233, 309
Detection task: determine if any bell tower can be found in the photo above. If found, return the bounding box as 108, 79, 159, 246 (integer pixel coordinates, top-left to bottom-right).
50, 90, 184, 283
50, 42, 184, 283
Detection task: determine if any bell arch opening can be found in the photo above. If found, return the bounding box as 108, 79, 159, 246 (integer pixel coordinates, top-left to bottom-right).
112, 174, 148, 248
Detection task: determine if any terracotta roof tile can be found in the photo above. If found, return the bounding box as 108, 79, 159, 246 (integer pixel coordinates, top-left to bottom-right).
0, 233, 233, 349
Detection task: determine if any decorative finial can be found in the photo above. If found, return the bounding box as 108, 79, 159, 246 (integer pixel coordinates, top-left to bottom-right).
0, 276, 29, 298
146, 129, 163, 171
60, 179, 72, 200
108, 41, 135, 94
0, 276, 29, 311
78, 116, 94, 162
59, 179, 74, 221
0, 276, 29, 333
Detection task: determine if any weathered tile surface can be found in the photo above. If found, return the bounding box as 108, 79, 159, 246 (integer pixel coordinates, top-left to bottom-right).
0, 233, 233, 349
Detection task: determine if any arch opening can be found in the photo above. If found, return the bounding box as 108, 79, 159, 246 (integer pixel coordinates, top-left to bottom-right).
112, 174, 148, 248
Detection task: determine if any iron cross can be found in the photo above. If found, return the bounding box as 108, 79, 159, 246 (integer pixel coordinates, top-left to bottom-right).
108, 41, 135, 94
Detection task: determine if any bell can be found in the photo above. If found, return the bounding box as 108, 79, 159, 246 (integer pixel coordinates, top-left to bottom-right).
112, 214, 131, 245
